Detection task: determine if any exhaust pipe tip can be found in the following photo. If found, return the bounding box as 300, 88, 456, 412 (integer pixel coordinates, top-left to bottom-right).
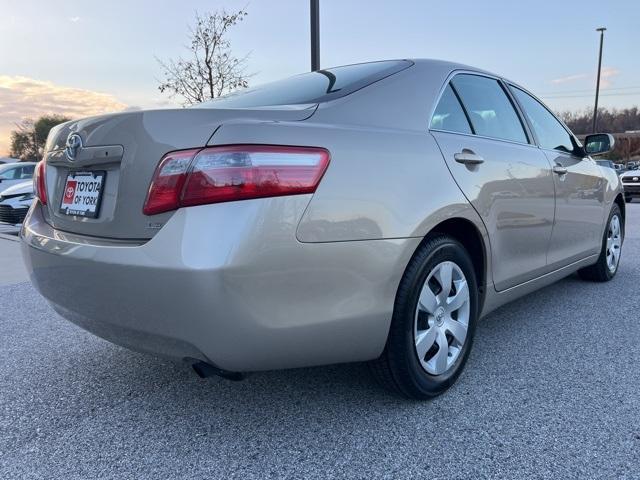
191, 360, 244, 381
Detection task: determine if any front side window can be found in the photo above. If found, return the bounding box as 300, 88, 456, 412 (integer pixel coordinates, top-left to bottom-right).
430, 85, 472, 134
451, 74, 528, 144
510, 87, 575, 154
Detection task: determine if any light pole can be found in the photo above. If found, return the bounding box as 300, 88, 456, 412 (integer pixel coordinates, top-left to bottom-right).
592, 27, 606, 133
310, 0, 320, 71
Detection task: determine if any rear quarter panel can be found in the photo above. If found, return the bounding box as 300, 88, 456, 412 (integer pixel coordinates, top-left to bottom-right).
210, 121, 482, 242
209, 61, 486, 245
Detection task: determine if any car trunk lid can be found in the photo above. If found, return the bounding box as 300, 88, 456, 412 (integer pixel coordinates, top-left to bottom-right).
42, 106, 316, 239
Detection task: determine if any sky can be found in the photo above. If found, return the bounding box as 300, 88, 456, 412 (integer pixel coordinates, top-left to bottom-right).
1, 0, 639, 156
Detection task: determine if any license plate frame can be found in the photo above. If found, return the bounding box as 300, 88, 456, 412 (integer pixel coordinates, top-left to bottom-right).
59, 171, 106, 218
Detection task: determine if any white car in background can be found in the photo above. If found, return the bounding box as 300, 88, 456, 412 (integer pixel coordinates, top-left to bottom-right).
0, 180, 34, 225
621, 169, 640, 202
0, 162, 36, 194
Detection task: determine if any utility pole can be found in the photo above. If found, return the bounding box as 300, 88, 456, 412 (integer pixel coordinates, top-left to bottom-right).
310, 0, 320, 71
592, 27, 606, 133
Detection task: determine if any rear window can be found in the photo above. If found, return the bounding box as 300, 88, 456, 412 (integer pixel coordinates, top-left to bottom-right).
195, 60, 413, 109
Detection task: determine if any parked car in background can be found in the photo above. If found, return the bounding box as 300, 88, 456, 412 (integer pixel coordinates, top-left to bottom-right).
614, 163, 624, 171
0, 180, 34, 225
0, 157, 20, 165
596, 159, 616, 170
621, 170, 640, 202
0, 162, 36, 194
20, 59, 625, 399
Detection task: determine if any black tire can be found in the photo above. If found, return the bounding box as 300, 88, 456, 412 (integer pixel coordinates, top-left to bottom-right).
578, 204, 623, 282
370, 235, 479, 399
625, 195, 632, 203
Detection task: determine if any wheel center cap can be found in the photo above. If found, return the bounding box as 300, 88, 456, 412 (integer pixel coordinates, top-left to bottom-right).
434, 306, 446, 326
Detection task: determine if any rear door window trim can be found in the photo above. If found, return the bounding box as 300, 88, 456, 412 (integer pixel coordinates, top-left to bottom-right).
429, 70, 536, 148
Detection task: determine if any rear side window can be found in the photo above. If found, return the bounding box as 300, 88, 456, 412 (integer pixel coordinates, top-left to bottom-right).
510, 86, 576, 154
19, 165, 34, 178
451, 74, 528, 144
196, 60, 413, 109
430, 85, 472, 134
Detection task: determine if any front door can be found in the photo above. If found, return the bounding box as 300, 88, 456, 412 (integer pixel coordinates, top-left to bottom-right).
509, 86, 606, 267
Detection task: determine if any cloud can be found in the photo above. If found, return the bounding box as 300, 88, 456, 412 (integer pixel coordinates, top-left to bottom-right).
0, 75, 128, 155
551, 73, 589, 85
550, 66, 620, 87
600, 66, 620, 88
69, 16, 81, 22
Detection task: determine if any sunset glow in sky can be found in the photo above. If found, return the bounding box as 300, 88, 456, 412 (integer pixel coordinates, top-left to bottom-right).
1, 0, 638, 156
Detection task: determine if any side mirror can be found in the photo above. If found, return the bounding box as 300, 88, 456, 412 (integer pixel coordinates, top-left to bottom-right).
584, 133, 615, 156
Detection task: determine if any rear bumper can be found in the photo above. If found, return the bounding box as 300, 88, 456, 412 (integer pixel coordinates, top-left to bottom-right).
20, 198, 418, 371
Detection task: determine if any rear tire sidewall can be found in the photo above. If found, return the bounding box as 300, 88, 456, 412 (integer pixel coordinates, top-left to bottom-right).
392, 238, 479, 397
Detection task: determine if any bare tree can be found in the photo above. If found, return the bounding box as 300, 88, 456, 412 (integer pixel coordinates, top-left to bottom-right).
157, 9, 251, 106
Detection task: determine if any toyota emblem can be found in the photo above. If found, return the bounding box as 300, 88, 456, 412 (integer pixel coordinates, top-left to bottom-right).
65, 133, 83, 161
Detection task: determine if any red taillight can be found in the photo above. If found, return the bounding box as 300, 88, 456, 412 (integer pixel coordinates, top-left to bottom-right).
34, 161, 48, 205
143, 145, 330, 215
142, 149, 199, 216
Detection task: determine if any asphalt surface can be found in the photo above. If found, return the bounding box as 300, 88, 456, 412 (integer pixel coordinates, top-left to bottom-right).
1, 205, 639, 479
0, 235, 27, 287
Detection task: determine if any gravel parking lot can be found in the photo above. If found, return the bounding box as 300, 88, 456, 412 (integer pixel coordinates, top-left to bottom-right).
1, 205, 639, 479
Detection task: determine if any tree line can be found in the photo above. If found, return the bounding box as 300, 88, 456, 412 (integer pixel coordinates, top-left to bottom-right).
559, 107, 640, 135
559, 107, 640, 161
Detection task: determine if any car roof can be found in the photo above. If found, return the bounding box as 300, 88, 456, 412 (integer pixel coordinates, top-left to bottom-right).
409, 58, 502, 77
319, 58, 510, 85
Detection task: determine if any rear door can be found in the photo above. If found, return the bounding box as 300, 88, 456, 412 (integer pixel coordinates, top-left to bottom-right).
509, 86, 605, 267
430, 73, 556, 291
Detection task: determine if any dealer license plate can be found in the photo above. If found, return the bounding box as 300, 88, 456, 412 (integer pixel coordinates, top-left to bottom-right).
59, 171, 106, 218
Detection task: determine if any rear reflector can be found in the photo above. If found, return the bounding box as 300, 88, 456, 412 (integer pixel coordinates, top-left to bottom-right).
143, 145, 330, 215
34, 161, 48, 205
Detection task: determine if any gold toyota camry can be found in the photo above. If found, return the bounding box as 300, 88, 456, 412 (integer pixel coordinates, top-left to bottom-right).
21, 59, 624, 399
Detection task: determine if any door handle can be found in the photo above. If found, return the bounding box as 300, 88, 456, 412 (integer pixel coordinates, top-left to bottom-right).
454, 150, 484, 165
553, 165, 568, 175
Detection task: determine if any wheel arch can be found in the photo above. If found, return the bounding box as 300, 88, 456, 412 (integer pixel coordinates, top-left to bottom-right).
408, 217, 489, 313
614, 192, 625, 225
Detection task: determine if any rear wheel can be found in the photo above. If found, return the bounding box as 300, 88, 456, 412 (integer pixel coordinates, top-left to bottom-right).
370, 235, 479, 399
578, 204, 623, 282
